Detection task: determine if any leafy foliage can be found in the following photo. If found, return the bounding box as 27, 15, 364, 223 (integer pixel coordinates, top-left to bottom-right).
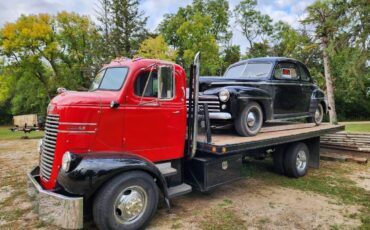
137, 35, 177, 61
0, 0, 368, 123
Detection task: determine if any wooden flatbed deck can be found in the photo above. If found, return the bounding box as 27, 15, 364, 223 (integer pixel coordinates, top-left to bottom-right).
197, 123, 344, 155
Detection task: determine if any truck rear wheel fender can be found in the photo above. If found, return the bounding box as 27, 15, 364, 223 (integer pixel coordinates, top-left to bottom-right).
57, 152, 169, 201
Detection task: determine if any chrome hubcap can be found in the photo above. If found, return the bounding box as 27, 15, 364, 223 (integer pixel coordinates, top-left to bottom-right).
114, 186, 148, 224
296, 150, 307, 172
247, 112, 256, 127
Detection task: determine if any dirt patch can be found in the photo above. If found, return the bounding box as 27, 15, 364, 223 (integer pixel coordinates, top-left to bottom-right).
150, 179, 361, 230
0, 139, 367, 229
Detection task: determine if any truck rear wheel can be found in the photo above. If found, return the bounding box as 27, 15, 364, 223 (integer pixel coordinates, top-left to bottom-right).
93, 171, 159, 230
235, 102, 263, 136
283, 142, 309, 178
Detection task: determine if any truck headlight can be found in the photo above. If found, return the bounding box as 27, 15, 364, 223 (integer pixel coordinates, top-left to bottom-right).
37, 139, 43, 154
219, 89, 230, 102
62, 152, 72, 172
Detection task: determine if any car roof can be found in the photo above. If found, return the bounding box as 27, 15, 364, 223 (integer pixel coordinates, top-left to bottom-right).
231, 57, 300, 66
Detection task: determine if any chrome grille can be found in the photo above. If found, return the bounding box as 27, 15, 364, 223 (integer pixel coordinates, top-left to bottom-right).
40, 114, 59, 181
187, 95, 221, 112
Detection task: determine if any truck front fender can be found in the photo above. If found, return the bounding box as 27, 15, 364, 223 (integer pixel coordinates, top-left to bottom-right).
57, 152, 169, 200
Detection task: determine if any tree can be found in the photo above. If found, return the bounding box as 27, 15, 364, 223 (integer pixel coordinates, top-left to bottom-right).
302, 1, 339, 124
0, 13, 102, 118
176, 12, 220, 75
221, 45, 240, 74
234, 0, 273, 51
137, 35, 177, 61
97, 0, 148, 57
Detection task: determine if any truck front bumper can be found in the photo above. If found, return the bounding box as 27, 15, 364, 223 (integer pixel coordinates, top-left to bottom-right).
209, 112, 232, 120
27, 166, 83, 229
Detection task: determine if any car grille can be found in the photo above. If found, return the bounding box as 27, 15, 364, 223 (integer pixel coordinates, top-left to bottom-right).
186, 95, 221, 112
40, 114, 59, 181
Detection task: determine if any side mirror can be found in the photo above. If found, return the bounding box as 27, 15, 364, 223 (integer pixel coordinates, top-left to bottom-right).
110, 101, 119, 109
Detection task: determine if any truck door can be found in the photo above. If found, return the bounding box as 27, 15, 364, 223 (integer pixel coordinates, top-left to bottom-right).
272, 61, 304, 116
123, 64, 185, 162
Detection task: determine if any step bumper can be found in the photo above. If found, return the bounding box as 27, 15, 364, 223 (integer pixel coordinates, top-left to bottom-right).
27, 166, 83, 229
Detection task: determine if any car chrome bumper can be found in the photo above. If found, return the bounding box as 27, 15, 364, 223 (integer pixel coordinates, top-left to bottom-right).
209, 112, 232, 120
27, 166, 83, 229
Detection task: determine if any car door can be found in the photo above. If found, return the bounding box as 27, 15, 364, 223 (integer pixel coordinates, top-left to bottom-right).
298, 63, 314, 113
272, 61, 304, 116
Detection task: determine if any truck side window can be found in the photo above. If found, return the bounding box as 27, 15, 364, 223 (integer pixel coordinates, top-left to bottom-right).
274, 62, 299, 80
134, 70, 158, 98
158, 66, 175, 99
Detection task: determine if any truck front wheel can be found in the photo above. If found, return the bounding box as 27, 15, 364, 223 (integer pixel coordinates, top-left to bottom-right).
93, 171, 159, 230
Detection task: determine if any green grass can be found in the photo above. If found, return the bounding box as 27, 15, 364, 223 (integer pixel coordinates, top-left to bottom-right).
344, 123, 370, 133
243, 158, 370, 229
0, 126, 43, 140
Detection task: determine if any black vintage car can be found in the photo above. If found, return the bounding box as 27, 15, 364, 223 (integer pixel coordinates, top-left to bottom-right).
198, 57, 328, 136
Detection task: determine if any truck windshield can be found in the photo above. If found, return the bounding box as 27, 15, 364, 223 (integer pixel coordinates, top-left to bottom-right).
89, 67, 129, 91
224, 62, 272, 79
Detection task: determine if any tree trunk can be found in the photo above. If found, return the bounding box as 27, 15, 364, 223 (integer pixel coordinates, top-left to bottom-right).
321, 36, 338, 124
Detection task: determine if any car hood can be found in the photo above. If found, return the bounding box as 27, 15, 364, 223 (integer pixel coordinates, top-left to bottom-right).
199, 76, 262, 91
50, 90, 118, 107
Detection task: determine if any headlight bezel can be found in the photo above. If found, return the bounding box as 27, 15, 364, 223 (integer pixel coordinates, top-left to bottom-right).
219, 89, 230, 102
62, 151, 72, 172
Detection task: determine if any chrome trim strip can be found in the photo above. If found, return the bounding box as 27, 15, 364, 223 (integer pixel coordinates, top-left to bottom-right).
58, 130, 96, 134
209, 112, 232, 120
238, 96, 271, 100
27, 167, 83, 229
211, 82, 314, 86
59, 122, 97, 126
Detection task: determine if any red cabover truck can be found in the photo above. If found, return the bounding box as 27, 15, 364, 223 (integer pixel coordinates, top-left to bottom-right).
27, 53, 343, 230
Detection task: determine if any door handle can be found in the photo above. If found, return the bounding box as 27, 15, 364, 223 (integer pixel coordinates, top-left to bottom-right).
173, 111, 181, 114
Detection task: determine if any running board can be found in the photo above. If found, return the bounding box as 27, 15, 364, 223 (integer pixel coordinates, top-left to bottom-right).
168, 183, 192, 199
155, 162, 177, 177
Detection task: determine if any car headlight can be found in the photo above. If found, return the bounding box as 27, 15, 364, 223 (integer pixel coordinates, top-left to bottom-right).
219, 89, 230, 102
62, 152, 72, 172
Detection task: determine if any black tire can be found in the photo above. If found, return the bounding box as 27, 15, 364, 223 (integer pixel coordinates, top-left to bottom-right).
307, 103, 324, 125
283, 142, 309, 178
93, 171, 159, 230
234, 102, 263, 137
272, 146, 286, 175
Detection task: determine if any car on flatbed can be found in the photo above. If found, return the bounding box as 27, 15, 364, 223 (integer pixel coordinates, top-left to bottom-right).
197, 57, 328, 136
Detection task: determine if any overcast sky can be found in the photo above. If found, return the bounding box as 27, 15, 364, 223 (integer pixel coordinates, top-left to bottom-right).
0, 0, 314, 52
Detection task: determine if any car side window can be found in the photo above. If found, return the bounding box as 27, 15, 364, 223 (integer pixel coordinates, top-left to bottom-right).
299, 64, 311, 82
274, 62, 299, 80
134, 68, 158, 98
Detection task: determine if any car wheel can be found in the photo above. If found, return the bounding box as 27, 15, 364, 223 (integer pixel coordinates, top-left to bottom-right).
235, 102, 263, 136
283, 142, 309, 178
308, 103, 323, 125
93, 171, 159, 230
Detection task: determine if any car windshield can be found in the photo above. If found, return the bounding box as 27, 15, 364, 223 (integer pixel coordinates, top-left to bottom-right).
89, 67, 129, 91
224, 62, 273, 79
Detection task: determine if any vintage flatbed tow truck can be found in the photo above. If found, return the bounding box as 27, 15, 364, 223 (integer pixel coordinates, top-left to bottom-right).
27, 53, 344, 230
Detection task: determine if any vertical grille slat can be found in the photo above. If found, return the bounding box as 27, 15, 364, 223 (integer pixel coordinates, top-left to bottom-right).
40, 114, 59, 181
